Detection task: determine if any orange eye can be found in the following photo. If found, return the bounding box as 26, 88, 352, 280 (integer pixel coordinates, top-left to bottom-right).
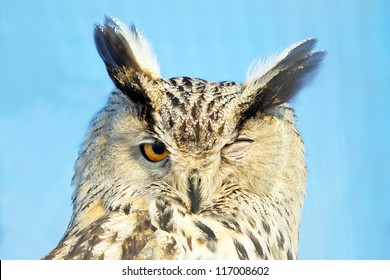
141, 142, 170, 162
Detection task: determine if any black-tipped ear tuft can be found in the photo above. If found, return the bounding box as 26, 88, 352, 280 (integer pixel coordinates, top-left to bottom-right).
94, 17, 143, 75
94, 17, 160, 107
240, 38, 326, 120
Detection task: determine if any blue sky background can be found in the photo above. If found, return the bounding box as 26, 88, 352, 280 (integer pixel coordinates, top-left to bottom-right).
0, 0, 389, 259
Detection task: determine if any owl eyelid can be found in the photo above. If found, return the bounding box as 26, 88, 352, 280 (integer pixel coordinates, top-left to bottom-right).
226, 136, 254, 145
235, 137, 254, 143
138, 136, 170, 150
222, 137, 253, 160
139, 137, 164, 145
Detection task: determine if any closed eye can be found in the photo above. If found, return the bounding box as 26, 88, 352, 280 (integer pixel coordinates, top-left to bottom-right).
222, 138, 254, 160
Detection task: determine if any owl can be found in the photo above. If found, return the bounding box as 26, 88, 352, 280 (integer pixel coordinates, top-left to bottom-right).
43, 17, 325, 260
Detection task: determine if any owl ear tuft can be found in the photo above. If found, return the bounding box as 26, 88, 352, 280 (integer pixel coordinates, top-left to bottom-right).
94, 17, 160, 105
240, 38, 326, 119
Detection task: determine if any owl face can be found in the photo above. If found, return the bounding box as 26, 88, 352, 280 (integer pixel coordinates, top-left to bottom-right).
51, 17, 325, 259
71, 16, 325, 222
72, 77, 270, 217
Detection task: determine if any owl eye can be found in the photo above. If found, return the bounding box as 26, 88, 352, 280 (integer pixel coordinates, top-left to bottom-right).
141, 142, 170, 162
222, 137, 254, 160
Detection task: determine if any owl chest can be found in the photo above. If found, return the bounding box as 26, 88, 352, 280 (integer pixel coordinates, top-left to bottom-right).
142, 200, 297, 260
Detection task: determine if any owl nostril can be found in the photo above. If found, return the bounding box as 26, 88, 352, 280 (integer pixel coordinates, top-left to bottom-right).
188, 175, 201, 214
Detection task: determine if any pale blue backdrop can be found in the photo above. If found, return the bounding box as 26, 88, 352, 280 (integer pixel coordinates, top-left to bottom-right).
0, 0, 389, 259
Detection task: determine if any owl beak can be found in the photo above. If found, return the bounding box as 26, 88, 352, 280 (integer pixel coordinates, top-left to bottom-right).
188, 174, 201, 214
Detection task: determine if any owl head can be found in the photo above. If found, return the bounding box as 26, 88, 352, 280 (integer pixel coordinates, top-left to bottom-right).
67, 17, 325, 238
